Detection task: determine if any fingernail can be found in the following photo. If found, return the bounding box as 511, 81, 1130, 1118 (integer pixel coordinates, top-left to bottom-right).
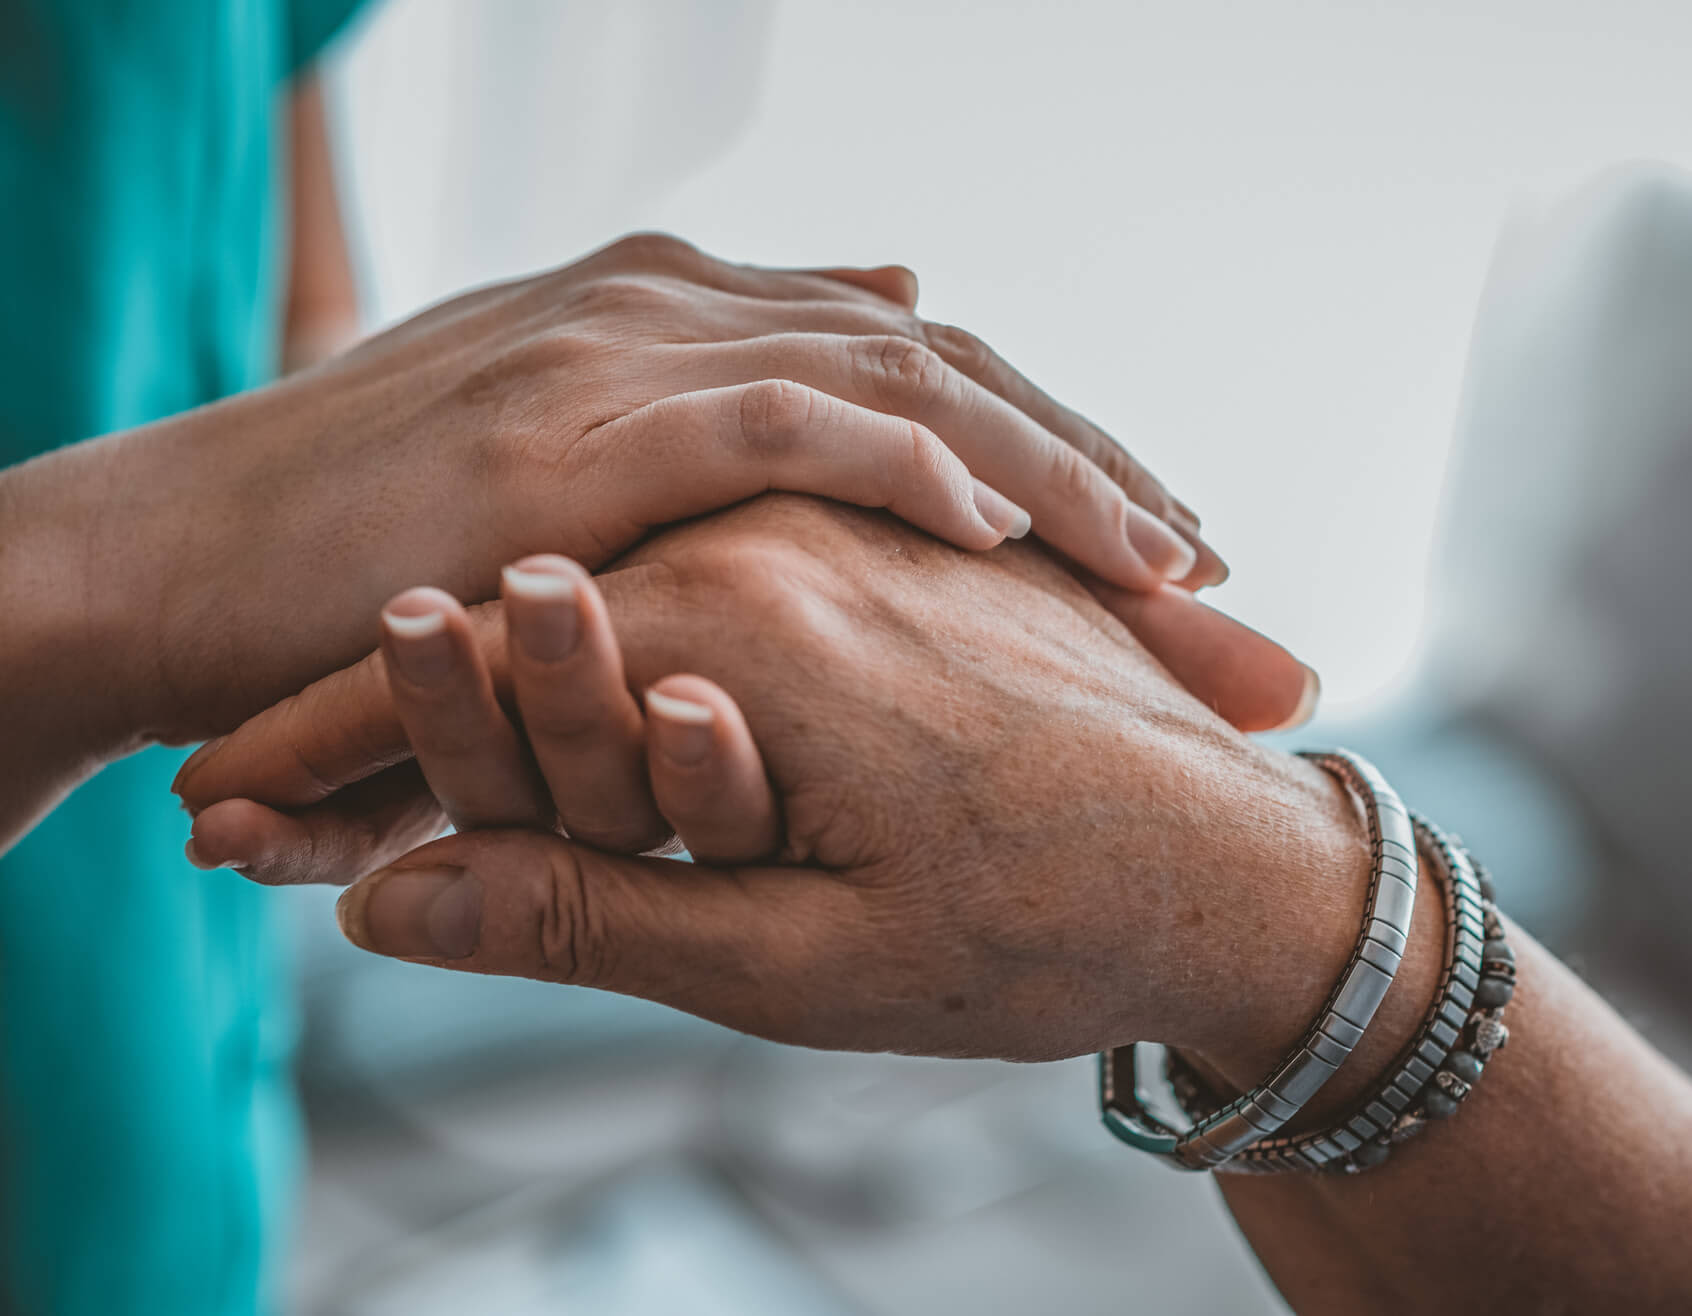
972, 480, 1032, 540
338, 866, 481, 960
184, 836, 234, 871
646, 689, 715, 765
503, 562, 580, 661
1126, 506, 1200, 580
1276, 667, 1323, 732
172, 736, 226, 795
382, 602, 453, 684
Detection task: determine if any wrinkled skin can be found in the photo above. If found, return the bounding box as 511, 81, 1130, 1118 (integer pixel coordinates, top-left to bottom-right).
180, 494, 1366, 1066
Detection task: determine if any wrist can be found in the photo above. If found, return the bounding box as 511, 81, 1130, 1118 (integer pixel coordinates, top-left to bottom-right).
71, 381, 372, 745
1177, 746, 1444, 1125
0, 441, 174, 848
0, 393, 292, 755
0, 442, 157, 762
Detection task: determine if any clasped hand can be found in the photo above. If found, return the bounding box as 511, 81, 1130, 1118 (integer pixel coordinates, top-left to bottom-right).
177, 495, 1361, 1070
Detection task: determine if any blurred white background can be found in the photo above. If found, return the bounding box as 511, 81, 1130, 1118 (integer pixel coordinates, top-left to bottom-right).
326, 0, 1692, 710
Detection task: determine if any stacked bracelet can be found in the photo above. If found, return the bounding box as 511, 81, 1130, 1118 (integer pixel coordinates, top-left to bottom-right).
1164, 814, 1515, 1173
1103, 742, 1518, 1177
1100, 749, 1418, 1171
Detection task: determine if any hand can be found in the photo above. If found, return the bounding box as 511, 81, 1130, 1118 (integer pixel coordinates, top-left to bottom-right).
178, 505, 1692, 1316
173, 544, 1318, 883
178, 494, 1364, 1072
34, 232, 1230, 760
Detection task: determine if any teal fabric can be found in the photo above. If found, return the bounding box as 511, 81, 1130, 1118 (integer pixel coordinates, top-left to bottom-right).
0, 2, 364, 1312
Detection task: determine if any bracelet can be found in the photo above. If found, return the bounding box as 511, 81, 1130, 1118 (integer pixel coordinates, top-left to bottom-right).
1170, 821, 1515, 1172
1166, 815, 1514, 1173
1099, 749, 1419, 1171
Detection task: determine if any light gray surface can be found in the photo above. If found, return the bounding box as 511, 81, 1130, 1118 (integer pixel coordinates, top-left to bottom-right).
291, 1022, 1285, 1315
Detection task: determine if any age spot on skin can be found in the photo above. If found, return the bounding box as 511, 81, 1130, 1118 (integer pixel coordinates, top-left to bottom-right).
943, 994, 967, 1013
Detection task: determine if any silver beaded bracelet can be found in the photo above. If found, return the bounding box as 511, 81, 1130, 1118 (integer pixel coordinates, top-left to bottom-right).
1100, 749, 1419, 1171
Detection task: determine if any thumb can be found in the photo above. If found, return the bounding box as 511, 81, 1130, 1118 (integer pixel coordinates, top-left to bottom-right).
333, 828, 841, 1041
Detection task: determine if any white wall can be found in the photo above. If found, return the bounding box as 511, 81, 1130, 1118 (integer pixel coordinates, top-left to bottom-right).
326, 0, 1692, 708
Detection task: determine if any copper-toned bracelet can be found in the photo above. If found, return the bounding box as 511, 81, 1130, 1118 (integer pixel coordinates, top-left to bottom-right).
1164, 815, 1515, 1174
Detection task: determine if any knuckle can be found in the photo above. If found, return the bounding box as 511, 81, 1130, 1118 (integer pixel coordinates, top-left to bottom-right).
604, 231, 698, 271
275, 694, 347, 803
683, 534, 802, 600
733, 378, 819, 458
1076, 429, 1169, 515
536, 844, 614, 986
859, 334, 950, 407
899, 418, 950, 482
781, 779, 897, 870
923, 321, 994, 379
528, 329, 598, 371
568, 272, 675, 318
678, 532, 842, 647
1046, 438, 1109, 509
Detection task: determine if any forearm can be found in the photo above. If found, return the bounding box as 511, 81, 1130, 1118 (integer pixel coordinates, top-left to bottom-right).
1211, 874, 1692, 1309
0, 392, 314, 851
0, 439, 152, 850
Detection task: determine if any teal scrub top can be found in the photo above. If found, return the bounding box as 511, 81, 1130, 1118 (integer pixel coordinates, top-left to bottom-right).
0, 2, 364, 1312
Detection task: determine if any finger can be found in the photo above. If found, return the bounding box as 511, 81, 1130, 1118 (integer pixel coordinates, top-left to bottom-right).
645, 676, 780, 863
574, 249, 1218, 582
577, 380, 1032, 554
502, 556, 670, 853
666, 294, 1221, 582
186, 762, 444, 887
173, 644, 419, 812
172, 555, 681, 830
659, 336, 1196, 590
580, 232, 916, 309
1088, 580, 1320, 734
806, 264, 920, 309
1169, 536, 1229, 590
332, 828, 858, 1047
706, 261, 921, 310
921, 322, 1227, 589
382, 587, 555, 830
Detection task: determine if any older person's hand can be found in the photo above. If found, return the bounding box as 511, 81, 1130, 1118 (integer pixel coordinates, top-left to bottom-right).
3, 232, 1256, 852
175, 496, 1692, 1316
177, 494, 1368, 1077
